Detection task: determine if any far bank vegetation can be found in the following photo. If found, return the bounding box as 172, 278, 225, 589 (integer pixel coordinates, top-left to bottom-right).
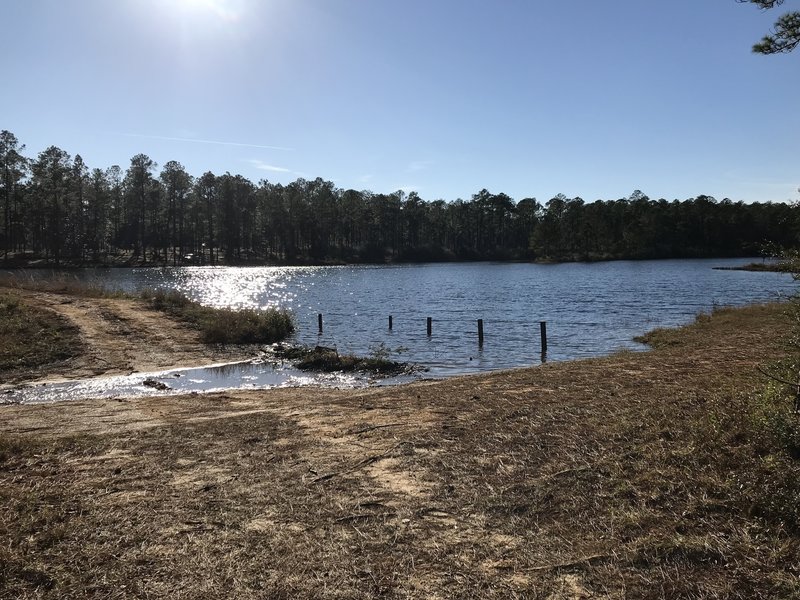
1, 130, 799, 268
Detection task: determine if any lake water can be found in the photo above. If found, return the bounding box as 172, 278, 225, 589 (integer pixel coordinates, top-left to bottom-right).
13, 259, 795, 377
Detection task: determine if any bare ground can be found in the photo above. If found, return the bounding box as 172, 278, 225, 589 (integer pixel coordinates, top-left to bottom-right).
1, 301, 799, 598
0, 288, 255, 385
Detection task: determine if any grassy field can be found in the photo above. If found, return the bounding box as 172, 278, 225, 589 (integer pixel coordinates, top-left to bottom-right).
1, 302, 799, 598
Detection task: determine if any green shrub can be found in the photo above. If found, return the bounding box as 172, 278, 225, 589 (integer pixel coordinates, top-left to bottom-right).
140, 288, 192, 310
750, 380, 800, 458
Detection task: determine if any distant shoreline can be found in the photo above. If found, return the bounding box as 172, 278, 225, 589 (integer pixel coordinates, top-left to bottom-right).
0, 252, 768, 271
712, 261, 796, 273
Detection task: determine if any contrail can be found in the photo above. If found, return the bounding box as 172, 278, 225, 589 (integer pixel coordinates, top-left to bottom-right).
120, 133, 293, 151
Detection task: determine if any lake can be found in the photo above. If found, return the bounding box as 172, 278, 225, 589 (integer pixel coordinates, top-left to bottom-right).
13, 258, 795, 377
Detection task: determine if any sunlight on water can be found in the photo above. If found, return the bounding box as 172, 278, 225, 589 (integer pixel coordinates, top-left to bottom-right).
149, 266, 308, 310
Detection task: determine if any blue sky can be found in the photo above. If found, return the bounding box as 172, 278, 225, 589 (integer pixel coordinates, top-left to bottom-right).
2, 0, 798, 203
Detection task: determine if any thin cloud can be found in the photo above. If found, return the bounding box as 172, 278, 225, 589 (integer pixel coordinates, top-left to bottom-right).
408, 160, 433, 172
121, 133, 293, 151
248, 159, 292, 173
721, 171, 797, 189
358, 174, 374, 183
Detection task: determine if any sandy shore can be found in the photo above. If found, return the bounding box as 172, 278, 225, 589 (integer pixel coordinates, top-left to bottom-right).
1, 296, 798, 598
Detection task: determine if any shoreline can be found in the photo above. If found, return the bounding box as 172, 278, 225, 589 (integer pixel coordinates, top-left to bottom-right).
712, 261, 797, 273
1, 253, 767, 271
0, 286, 260, 386
0, 282, 781, 402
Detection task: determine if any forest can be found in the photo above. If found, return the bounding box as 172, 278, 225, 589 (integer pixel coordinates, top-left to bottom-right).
1, 130, 798, 267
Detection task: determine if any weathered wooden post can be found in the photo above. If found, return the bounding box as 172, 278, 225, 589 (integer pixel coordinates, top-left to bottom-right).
389, 315, 393, 330
540, 321, 547, 353
478, 319, 484, 347
318, 313, 323, 333
427, 317, 432, 337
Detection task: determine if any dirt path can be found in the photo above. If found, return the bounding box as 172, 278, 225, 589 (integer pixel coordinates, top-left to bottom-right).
3, 288, 254, 384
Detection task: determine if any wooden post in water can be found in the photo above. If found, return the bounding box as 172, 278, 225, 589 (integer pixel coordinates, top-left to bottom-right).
427, 317, 432, 337
389, 315, 393, 330
478, 319, 484, 347
318, 313, 323, 333
540, 321, 547, 353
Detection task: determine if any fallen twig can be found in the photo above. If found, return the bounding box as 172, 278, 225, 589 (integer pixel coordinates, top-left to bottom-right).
335, 512, 397, 523
313, 443, 407, 483
524, 554, 613, 572
757, 365, 799, 388
349, 423, 405, 435
549, 465, 592, 479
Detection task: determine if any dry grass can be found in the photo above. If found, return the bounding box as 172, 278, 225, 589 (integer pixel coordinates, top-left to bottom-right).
0, 290, 82, 378
0, 273, 124, 299
140, 288, 295, 344
1, 303, 800, 598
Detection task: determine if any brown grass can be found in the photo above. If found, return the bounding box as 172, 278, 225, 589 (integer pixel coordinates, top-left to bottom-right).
1, 303, 799, 598
0, 290, 82, 378
0, 273, 124, 298
140, 288, 295, 344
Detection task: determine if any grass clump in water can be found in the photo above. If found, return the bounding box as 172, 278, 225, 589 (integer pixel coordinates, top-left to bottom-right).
140, 288, 295, 344
276, 344, 410, 375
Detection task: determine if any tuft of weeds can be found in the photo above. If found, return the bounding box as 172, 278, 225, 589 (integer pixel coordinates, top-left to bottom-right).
748, 380, 800, 457
275, 344, 411, 375
721, 379, 800, 532
0, 434, 37, 464
139, 288, 295, 345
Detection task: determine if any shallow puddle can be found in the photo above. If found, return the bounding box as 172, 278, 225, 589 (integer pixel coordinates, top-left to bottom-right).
1, 360, 419, 405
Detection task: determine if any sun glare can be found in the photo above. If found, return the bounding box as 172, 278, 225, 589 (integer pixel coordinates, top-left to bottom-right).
175, 0, 244, 23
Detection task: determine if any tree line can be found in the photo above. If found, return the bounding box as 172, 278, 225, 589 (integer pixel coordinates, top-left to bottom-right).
1, 130, 798, 267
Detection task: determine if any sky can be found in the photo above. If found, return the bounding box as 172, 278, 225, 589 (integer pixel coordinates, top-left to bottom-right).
2, 0, 799, 204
